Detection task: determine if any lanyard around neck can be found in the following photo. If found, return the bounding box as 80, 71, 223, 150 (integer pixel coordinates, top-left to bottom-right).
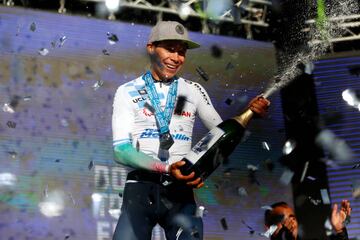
143, 71, 178, 134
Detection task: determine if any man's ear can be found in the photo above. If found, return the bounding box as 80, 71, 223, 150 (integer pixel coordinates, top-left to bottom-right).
146, 43, 155, 55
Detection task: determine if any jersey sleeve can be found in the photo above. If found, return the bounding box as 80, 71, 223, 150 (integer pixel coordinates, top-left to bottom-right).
112, 85, 134, 146
192, 82, 223, 129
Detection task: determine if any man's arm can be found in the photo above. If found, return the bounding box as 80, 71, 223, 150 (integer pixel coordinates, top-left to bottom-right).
113, 143, 168, 173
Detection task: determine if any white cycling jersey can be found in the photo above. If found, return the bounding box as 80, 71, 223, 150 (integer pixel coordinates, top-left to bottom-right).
112, 74, 222, 165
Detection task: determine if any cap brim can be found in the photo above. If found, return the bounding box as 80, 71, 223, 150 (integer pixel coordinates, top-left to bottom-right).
183, 40, 201, 49
149, 38, 200, 49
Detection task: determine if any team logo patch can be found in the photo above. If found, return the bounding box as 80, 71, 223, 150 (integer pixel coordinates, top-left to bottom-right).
138, 89, 147, 95
175, 25, 185, 35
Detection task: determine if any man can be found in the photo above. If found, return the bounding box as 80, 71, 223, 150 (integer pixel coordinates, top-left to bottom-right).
264, 200, 351, 240
112, 21, 270, 240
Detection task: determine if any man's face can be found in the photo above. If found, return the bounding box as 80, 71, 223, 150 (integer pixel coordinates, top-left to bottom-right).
271, 205, 298, 240
147, 40, 187, 81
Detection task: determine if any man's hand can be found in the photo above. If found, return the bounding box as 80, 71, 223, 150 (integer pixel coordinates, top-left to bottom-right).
331, 199, 351, 233
247, 96, 270, 118
168, 161, 204, 189
282, 217, 298, 240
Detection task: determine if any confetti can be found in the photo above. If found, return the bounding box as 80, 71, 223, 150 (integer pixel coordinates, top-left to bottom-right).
220, 217, 228, 230
223, 168, 233, 176
315, 129, 353, 162
92, 80, 104, 91
280, 169, 294, 185
107, 32, 119, 45
39, 190, 65, 217
300, 161, 309, 183
352, 180, 360, 199
38, 48, 49, 56
23, 96, 32, 101
68, 192, 76, 205
108, 209, 121, 219
320, 189, 330, 205
308, 196, 321, 205
0, 173, 17, 188
225, 98, 233, 105
247, 164, 258, 171
264, 159, 274, 172
262, 141, 271, 151
88, 160, 94, 170
307, 176, 316, 181
30, 22, 36, 32
248, 167, 259, 185
237, 187, 248, 197
261, 205, 272, 211
6, 121, 16, 128
324, 218, 333, 236
260, 225, 277, 238
9, 95, 21, 109
196, 66, 209, 81
59, 36, 67, 47
7, 151, 17, 159
225, 62, 234, 70
282, 139, 296, 155
342, 89, 360, 110
353, 163, 360, 169
210, 44, 222, 58
2, 103, 15, 113
195, 206, 205, 218
241, 220, 255, 235
44, 185, 49, 198
60, 118, 69, 127
102, 49, 110, 55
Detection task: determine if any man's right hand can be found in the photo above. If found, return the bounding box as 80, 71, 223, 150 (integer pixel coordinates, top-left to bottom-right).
168, 161, 204, 189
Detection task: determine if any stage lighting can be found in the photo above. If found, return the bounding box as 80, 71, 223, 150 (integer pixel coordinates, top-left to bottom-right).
179, 3, 191, 20
105, 0, 120, 12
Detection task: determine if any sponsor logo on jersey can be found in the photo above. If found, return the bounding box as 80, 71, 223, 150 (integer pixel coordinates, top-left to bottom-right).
139, 128, 191, 141
142, 108, 192, 118
132, 96, 147, 103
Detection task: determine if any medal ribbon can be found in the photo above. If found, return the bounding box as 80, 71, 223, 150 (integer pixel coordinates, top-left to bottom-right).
143, 71, 178, 134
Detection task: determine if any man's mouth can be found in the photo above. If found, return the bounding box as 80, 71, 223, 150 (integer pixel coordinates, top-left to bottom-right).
165, 64, 177, 70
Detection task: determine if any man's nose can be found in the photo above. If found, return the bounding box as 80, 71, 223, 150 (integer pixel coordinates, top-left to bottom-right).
170, 52, 180, 63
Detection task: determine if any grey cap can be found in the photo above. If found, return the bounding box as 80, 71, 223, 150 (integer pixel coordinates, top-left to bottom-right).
148, 21, 200, 49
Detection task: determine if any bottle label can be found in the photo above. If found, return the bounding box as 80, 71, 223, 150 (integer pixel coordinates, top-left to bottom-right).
185, 127, 225, 164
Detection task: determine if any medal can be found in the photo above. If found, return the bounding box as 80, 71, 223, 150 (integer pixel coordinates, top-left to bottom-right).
143, 71, 178, 152
159, 131, 174, 150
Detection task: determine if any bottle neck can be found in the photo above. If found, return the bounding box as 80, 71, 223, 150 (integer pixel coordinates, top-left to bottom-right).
233, 108, 254, 128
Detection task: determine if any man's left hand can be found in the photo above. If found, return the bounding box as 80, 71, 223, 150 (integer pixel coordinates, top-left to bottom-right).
168, 161, 204, 189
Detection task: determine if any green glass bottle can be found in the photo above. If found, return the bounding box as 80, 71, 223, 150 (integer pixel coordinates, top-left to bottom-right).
179, 108, 254, 180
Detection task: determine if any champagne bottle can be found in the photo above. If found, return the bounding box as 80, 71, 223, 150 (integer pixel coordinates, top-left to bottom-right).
179, 108, 254, 180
